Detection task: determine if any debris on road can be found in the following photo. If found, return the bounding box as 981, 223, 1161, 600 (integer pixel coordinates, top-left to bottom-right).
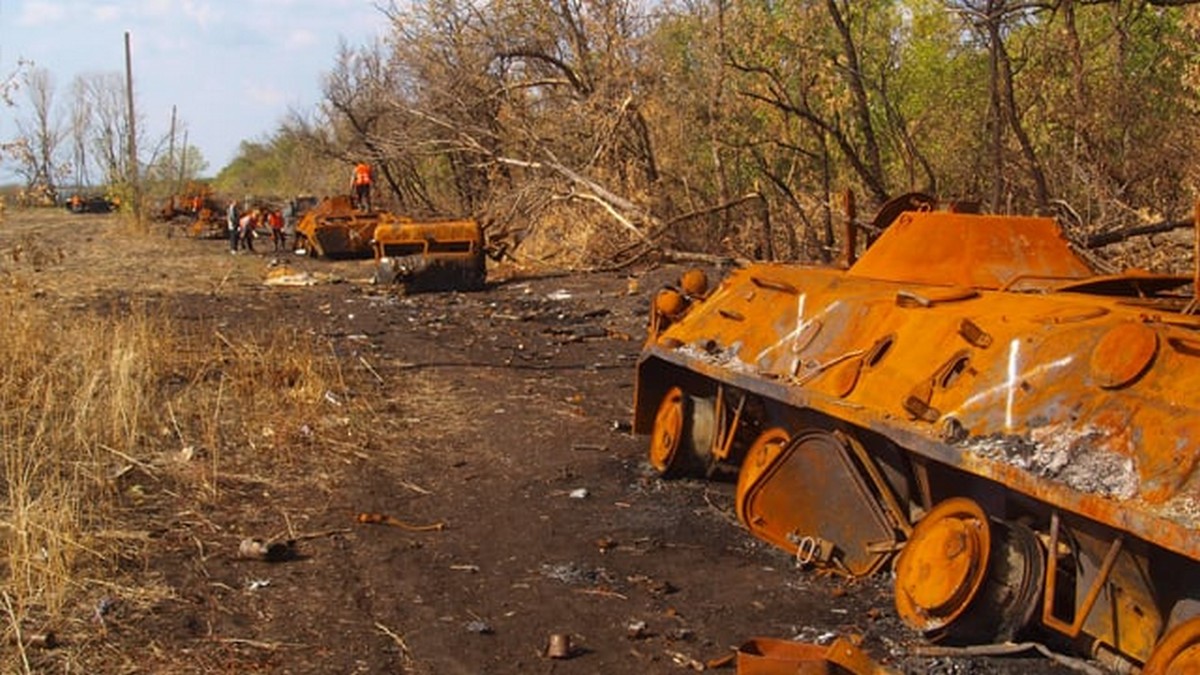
237, 537, 300, 562
8, 631, 58, 650
355, 512, 446, 532
735, 636, 895, 674
465, 619, 494, 635
263, 266, 336, 286
544, 633, 573, 659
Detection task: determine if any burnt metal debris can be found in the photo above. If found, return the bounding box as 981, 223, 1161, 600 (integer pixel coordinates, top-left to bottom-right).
634, 196, 1200, 673
371, 216, 486, 293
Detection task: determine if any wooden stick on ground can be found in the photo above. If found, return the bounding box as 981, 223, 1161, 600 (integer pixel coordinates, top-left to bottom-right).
356, 513, 445, 532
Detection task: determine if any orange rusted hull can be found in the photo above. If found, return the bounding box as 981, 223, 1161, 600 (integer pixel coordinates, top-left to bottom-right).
634, 208, 1200, 669
295, 195, 396, 259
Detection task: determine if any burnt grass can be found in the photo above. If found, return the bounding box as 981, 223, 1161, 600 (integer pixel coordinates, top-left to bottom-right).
2, 211, 1075, 674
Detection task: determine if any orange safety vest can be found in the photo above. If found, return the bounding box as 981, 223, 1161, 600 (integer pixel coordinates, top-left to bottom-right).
353, 163, 372, 186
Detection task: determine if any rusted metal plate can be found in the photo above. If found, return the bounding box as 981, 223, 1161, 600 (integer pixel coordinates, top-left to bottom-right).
736, 636, 894, 675
372, 217, 486, 290
847, 211, 1093, 289
735, 430, 895, 577
1089, 321, 1158, 389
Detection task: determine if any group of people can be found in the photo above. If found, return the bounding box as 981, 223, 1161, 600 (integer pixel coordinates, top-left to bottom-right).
226, 200, 294, 254
223, 161, 374, 255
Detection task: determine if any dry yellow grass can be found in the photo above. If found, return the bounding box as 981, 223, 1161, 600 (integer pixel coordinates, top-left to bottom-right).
0, 209, 349, 673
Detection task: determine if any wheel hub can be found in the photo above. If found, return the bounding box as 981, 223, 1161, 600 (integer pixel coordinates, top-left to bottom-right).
649, 387, 685, 474
895, 497, 991, 633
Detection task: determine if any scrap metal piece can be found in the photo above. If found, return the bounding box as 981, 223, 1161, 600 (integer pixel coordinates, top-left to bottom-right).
735, 636, 894, 675
544, 633, 573, 659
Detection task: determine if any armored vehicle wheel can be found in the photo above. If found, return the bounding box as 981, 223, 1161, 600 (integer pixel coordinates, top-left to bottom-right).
648, 386, 715, 478
1144, 616, 1200, 675
895, 498, 992, 636
895, 498, 1045, 644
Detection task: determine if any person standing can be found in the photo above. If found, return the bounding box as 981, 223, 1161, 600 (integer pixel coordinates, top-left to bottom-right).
351, 161, 373, 211
239, 209, 258, 253
268, 208, 285, 251
226, 199, 240, 253
283, 199, 298, 251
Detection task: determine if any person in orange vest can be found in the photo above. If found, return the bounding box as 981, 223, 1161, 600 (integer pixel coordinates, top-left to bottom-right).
351, 161, 373, 211
267, 208, 285, 251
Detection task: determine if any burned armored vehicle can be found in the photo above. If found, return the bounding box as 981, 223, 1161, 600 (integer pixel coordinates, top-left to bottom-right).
634, 200, 1200, 673
371, 217, 486, 293
294, 195, 388, 259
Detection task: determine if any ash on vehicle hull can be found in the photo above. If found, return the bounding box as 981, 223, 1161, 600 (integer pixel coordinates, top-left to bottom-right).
634, 201, 1200, 673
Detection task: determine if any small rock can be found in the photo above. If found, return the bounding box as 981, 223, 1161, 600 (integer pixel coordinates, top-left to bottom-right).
465, 619, 494, 635
238, 538, 269, 559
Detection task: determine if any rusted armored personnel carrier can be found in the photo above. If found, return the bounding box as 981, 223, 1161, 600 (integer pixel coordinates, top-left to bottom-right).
371, 218, 486, 292
295, 195, 390, 259
635, 199, 1200, 672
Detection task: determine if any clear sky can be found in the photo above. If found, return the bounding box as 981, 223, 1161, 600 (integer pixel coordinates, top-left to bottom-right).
0, 0, 389, 177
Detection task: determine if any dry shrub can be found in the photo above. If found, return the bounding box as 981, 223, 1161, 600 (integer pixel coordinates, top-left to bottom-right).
512, 199, 636, 269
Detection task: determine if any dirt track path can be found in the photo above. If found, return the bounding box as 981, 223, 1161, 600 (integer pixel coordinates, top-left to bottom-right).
0, 210, 1073, 674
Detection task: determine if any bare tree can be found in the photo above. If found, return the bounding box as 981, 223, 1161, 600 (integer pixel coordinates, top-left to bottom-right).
80, 72, 132, 186
320, 39, 439, 213
949, 1, 1051, 211
12, 67, 65, 202
67, 75, 94, 189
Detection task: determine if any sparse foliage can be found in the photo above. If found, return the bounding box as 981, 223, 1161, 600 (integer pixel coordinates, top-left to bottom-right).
216, 0, 1200, 268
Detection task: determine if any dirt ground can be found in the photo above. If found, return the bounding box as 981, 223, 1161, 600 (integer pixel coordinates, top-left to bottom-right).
0, 210, 1080, 674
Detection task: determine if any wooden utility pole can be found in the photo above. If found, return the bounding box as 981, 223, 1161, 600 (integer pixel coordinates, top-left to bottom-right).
168, 104, 176, 179
179, 130, 189, 187
124, 31, 141, 223
168, 104, 181, 205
